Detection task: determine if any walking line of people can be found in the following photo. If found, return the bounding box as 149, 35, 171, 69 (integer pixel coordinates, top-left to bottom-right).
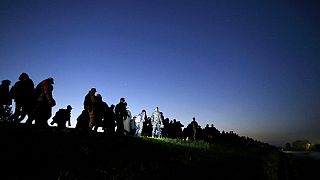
1, 72, 217, 142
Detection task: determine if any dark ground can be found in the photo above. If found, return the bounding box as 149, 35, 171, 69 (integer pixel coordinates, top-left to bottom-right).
278, 151, 320, 180
0, 122, 317, 180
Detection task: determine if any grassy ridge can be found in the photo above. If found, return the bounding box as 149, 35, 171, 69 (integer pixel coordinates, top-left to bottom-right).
0, 122, 279, 180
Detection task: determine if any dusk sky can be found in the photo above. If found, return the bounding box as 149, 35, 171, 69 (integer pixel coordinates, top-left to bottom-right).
1, 0, 319, 146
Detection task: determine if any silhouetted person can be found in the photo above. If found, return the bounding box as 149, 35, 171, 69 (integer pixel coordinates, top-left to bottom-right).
184, 123, 193, 140
204, 124, 211, 141
28, 77, 55, 127
103, 104, 116, 134
142, 117, 152, 137
115, 97, 127, 135
50, 105, 72, 129
207, 124, 220, 143
93, 94, 107, 132
10, 73, 35, 123
76, 109, 89, 131
0, 80, 11, 106
161, 117, 170, 138
170, 119, 184, 139
0, 80, 11, 121
84, 88, 97, 130
190, 117, 199, 140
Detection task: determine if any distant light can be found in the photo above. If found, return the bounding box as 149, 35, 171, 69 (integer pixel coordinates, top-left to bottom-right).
306, 143, 311, 151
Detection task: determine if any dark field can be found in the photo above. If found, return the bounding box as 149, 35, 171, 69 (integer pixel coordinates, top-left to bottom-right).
0, 122, 317, 180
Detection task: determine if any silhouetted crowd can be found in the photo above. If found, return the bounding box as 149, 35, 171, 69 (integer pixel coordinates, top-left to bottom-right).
0, 73, 55, 127
0, 73, 271, 148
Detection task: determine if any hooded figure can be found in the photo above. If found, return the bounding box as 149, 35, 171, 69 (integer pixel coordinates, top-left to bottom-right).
10, 73, 35, 123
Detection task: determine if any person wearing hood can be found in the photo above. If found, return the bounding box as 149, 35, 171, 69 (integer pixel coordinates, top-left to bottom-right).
10, 72, 35, 123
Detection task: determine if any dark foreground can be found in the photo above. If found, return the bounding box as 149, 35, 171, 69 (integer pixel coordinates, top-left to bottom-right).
0, 122, 317, 180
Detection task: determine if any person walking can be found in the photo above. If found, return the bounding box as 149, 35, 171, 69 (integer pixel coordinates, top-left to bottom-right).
151, 107, 163, 137
115, 97, 127, 135
84, 88, 98, 130
28, 77, 55, 127
10, 73, 35, 123
50, 105, 72, 129
190, 117, 199, 140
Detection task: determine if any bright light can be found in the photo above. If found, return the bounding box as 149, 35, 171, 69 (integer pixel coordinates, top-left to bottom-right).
306, 143, 311, 151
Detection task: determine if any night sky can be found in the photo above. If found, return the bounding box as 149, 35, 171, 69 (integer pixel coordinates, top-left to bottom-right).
1, 0, 319, 146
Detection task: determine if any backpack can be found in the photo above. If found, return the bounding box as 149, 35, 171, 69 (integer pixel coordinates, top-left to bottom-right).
52, 109, 65, 122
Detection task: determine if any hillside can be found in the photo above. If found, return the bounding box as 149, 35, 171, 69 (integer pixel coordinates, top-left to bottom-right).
0, 122, 280, 180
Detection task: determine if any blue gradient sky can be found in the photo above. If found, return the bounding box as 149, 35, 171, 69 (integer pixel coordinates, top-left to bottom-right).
1, 0, 319, 146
